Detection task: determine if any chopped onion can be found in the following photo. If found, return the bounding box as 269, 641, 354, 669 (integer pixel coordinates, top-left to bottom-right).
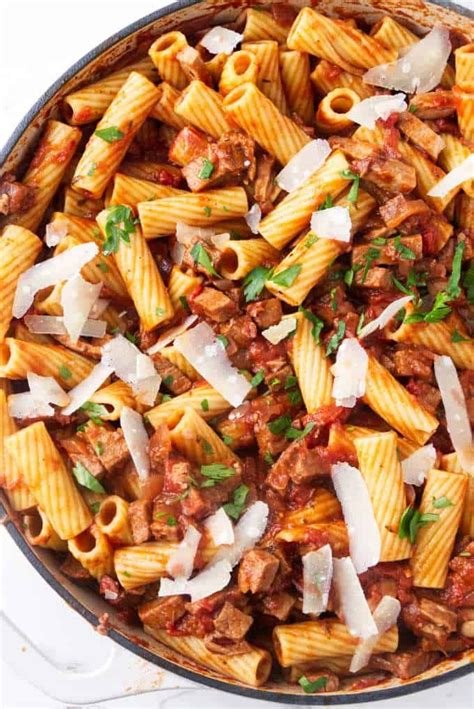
302, 544, 333, 615
147, 314, 198, 355
120, 406, 150, 481
434, 356, 474, 474
204, 507, 235, 546
331, 463, 380, 573
25, 315, 106, 338
244, 204, 262, 235
166, 525, 202, 580
8, 392, 54, 419
363, 26, 451, 94
401, 444, 436, 486
176, 222, 218, 245
13, 242, 99, 319
211, 233, 231, 250
102, 335, 161, 407
174, 322, 252, 407
350, 595, 401, 672
27, 372, 69, 406
276, 140, 331, 193
310, 206, 352, 243
159, 559, 233, 602
45, 221, 68, 247
200, 26, 243, 55
262, 317, 297, 345
332, 557, 378, 638
331, 338, 368, 408
358, 296, 413, 339
427, 154, 474, 197
61, 362, 113, 415
61, 274, 102, 343
347, 93, 407, 129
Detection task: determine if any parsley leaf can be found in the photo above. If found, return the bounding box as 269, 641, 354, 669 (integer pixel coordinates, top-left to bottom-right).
398, 506, 439, 544
125, 331, 138, 344
298, 307, 324, 344
284, 374, 298, 389
325, 321, 346, 356
408, 104, 418, 113
344, 263, 362, 287
391, 274, 413, 295
264, 451, 274, 465
250, 370, 265, 387
451, 329, 469, 343
243, 265, 273, 302
162, 375, 174, 388
330, 287, 337, 313
463, 265, 474, 303
341, 169, 360, 204
405, 291, 452, 324
360, 247, 381, 284
268, 414, 292, 435
446, 241, 465, 299
80, 401, 107, 426
179, 295, 190, 311
287, 387, 303, 405
319, 195, 334, 210
198, 159, 215, 179
190, 242, 220, 277
90, 501, 101, 514
200, 463, 236, 484
200, 399, 209, 412
393, 235, 416, 260
94, 126, 124, 143
72, 462, 106, 493
102, 204, 137, 255
97, 260, 109, 273
87, 162, 97, 177
166, 516, 178, 526
286, 422, 315, 440
299, 675, 328, 694
305, 233, 318, 248
270, 264, 302, 288
222, 434, 233, 446
216, 334, 229, 348
223, 484, 249, 520
59, 364, 72, 380
432, 495, 453, 509
203, 206, 212, 217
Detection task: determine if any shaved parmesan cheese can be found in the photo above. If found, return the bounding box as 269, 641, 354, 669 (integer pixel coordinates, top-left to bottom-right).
212, 501, 269, 568
262, 317, 297, 345
159, 559, 233, 602
200, 26, 243, 55
244, 203, 262, 235
61, 362, 113, 415
27, 372, 69, 407
434, 356, 474, 474
331, 463, 380, 573
61, 274, 102, 343
102, 335, 161, 407
104, 589, 119, 601
89, 299, 109, 319
427, 154, 474, 197
174, 322, 252, 407
120, 406, 150, 481
351, 595, 401, 672
276, 140, 331, 193
347, 93, 407, 129
331, 338, 368, 408
170, 240, 185, 265
45, 221, 68, 247
363, 26, 451, 94
401, 444, 436, 486
302, 544, 333, 615
176, 222, 218, 245
166, 525, 202, 580
8, 393, 54, 419
24, 315, 106, 338
310, 206, 352, 243
13, 242, 98, 319
147, 315, 198, 355
332, 557, 378, 638
204, 507, 235, 546
211, 233, 231, 250
358, 296, 413, 339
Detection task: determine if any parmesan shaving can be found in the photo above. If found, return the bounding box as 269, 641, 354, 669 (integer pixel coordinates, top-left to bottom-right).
200, 26, 243, 55
8, 372, 70, 419
24, 315, 106, 338
302, 544, 333, 615
210, 233, 231, 250
262, 317, 297, 345
401, 444, 436, 486
332, 557, 378, 639
27, 372, 69, 407
350, 595, 401, 672
204, 507, 235, 546
174, 322, 252, 407
212, 501, 269, 567
147, 315, 198, 355
120, 406, 150, 481
61, 362, 113, 415
276, 140, 331, 193
8, 393, 54, 420
61, 274, 102, 343
102, 335, 161, 407
357, 296, 413, 339
310, 206, 352, 243
159, 559, 233, 602
166, 525, 202, 580
346, 93, 407, 129
45, 221, 68, 247
427, 154, 474, 197
244, 203, 262, 235
176, 222, 218, 245
331, 338, 368, 407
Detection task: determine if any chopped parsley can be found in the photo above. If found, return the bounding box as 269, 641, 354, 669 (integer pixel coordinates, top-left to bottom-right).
343, 263, 362, 287
59, 364, 72, 380
155, 307, 166, 317
216, 334, 229, 348
298, 675, 328, 694
200, 398, 209, 412
250, 370, 265, 387
179, 295, 190, 311
298, 306, 324, 344
198, 159, 215, 180
391, 274, 413, 296
270, 264, 302, 288
319, 195, 334, 210
95, 441, 104, 456
200, 463, 236, 487
405, 290, 452, 324
341, 169, 360, 204
284, 375, 298, 390
223, 484, 249, 520
398, 506, 439, 544
162, 375, 174, 388
102, 204, 137, 255
360, 247, 381, 284
125, 331, 138, 344
451, 329, 469, 343
446, 241, 465, 300
166, 516, 178, 526
201, 439, 214, 456
393, 235, 416, 260
203, 205, 212, 217
305, 233, 318, 248
72, 462, 106, 494
325, 321, 346, 356
287, 387, 303, 405
356, 312, 366, 336
161, 394, 172, 402
463, 265, 474, 303
264, 451, 274, 465
90, 501, 101, 514
97, 260, 109, 273
286, 422, 315, 441
190, 242, 220, 277
268, 414, 292, 435
329, 287, 337, 313
87, 162, 97, 177
408, 104, 418, 113
222, 434, 233, 446
80, 401, 107, 426
243, 265, 273, 302
432, 495, 453, 509
94, 126, 124, 142
372, 237, 387, 246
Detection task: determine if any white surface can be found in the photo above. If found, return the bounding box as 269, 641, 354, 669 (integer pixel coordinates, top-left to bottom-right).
0, 1, 473, 707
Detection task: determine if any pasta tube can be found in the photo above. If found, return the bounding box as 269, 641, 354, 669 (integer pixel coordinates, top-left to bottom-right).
106, 172, 184, 209
218, 239, 278, 280
169, 407, 238, 466
96, 495, 133, 545
175, 80, 234, 138
279, 50, 314, 125
150, 82, 189, 129
242, 40, 288, 114
0, 389, 35, 511
219, 51, 259, 96
315, 88, 360, 133
243, 8, 289, 44
167, 266, 203, 313
147, 384, 231, 428
441, 452, 474, 537
289, 312, 333, 412
24, 507, 68, 551
68, 524, 115, 580
148, 31, 189, 89
310, 60, 376, 99
455, 43, 474, 91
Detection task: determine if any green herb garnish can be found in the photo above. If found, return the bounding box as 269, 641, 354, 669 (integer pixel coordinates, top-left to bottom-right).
251, 370, 265, 387
223, 484, 249, 520
199, 159, 215, 180
243, 265, 273, 302
298, 306, 324, 344
268, 414, 292, 435
200, 463, 236, 486
325, 321, 346, 356
398, 506, 439, 544
102, 204, 137, 255
80, 401, 107, 426
200, 399, 209, 412
190, 242, 220, 277
72, 462, 106, 493
432, 496, 453, 509
298, 675, 328, 694
286, 422, 315, 441
216, 334, 229, 348
393, 235, 416, 260
341, 169, 360, 204
270, 264, 302, 288
94, 126, 124, 142
59, 364, 72, 380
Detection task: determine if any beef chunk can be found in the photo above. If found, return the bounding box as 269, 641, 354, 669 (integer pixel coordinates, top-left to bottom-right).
128, 500, 152, 544
261, 591, 295, 621
203, 633, 252, 655
247, 298, 283, 329
267, 439, 331, 491
371, 649, 440, 679
392, 346, 434, 381
220, 315, 257, 348
214, 602, 253, 639
169, 126, 212, 166
138, 596, 187, 628
60, 434, 105, 478
148, 424, 172, 474
83, 422, 130, 474
60, 553, 93, 582
182, 131, 255, 192
379, 195, 430, 230
191, 287, 239, 322
254, 154, 278, 214
238, 549, 279, 594
177, 46, 212, 85
0, 173, 35, 215
150, 352, 192, 395
163, 455, 194, 496
185, 588, 245, 616
402, 597, 457, 648
406, 380, 441, 415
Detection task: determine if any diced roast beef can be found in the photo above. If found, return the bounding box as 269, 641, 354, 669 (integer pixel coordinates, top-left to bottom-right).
139, 596, 187, 628
128, 500, 152, 544
150, 352, 192, 395
238, 549, 280, 594
214, 602, 253, 639
60, 434, 105, 478
247, 298, 283, 329
191, 287, 239, 322
0, 173, 35, 215
370, 649, 440, 679
83, 422, 130, 474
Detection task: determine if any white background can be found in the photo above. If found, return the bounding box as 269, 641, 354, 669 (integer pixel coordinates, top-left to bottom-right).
0, 1, 473, 707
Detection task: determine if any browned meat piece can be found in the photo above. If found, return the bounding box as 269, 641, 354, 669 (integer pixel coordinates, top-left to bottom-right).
192, 287, 239, 322
254, 418, 289, 459
182, 131, 255, 192
177, 46, 212, 85
441, 543, 474, 608
313, 285, 354, 325
60, 434, 105, 478
249, 337, 287, 374
408, 91, 456, 120
217, 413, 255, 450
121, 159, 182, 187
214, 602, 253, 639
379, 195, 430, 230
169, 126, 211, 167
329, 136, 380, 161
460, 371, 474, 426
392, 346, 434, 381
254, 154, 279, 214
128, 500, 152, 544
220, 314, 257, 348
370, 649, 440, 679
267, 438, 331, 491
182, 476, 242, 520
163, 455, 194, 496
150, 501, 180, 542
354, 266, 392, 290
138, 596, 187, 628
83, 422, 130, 474
352, 237, 423, 268
60, 553, 93, 581
402, 597, 457, 648
0, 173, 35, 215
260, 591, 295, 621
360, 158, 417, 194
238, 549, 279, 594
185, 588, 246, 615
149, 425, 172, 474
271, 2, 297, 25
203, 633, 251, 655
397, 112, 446, 161
53, 335, 111, 361
150, 352, 192, 395
247, 298, 282, 330
406, 380, 441, 416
